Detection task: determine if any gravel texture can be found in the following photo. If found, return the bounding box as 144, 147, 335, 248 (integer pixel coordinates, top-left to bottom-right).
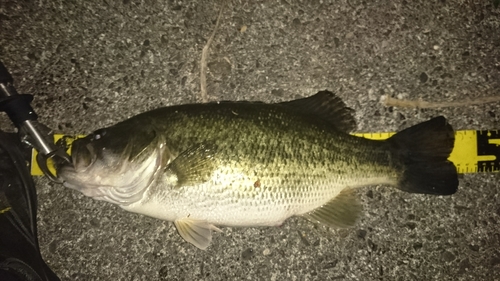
1, 1, 499, 280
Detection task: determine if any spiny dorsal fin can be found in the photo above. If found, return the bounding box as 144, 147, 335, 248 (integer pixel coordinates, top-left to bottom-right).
166, 143, 218, 187
302, 188, 362, 228
278, 90, 356, 132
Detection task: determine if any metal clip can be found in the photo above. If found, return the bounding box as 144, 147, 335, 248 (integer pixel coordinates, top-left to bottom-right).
35, 148, 72, 184
17, 121, 73, 183
0, 61, 74, 183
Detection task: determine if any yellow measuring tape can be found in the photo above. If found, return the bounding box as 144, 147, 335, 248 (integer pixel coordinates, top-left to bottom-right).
31, 130, 499, 176
0, 207, 12, 214
353, 130, 499, 174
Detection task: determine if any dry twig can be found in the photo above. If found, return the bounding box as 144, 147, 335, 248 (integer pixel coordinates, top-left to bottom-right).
382, 95, 500, 108
200, 4, 224, 103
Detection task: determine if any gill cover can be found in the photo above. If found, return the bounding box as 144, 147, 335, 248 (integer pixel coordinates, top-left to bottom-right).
60, 127, 167, 206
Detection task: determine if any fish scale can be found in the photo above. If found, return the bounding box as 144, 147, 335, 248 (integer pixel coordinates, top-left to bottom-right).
121, 103, 397, 222
57, 91, 458, 249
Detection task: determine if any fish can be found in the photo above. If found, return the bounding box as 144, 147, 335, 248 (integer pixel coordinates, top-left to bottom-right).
57, 91, 458, 250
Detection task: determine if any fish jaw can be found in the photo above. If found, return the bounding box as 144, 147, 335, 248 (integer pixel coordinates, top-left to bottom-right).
58, 140, 168, 206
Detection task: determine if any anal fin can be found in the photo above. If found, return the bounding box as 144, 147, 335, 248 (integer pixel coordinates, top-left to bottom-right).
174, 218, 222, 250
302, 188, 362, 228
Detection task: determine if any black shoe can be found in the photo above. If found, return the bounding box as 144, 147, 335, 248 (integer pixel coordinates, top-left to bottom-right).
0, 131, 60, 281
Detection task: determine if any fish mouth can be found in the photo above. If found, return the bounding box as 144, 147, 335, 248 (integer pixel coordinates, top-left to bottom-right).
56, 136, 100, 194
57, 160, 96, 196
70, 137, 97, 173
57, 164, 100, 198
56, 131, 167, 205
57, 161, 131, 202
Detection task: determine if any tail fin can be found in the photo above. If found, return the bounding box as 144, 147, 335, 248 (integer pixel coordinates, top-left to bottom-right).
387, 116, 458, 195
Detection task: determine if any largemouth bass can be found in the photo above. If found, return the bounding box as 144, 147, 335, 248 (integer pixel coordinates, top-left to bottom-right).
57, 91, 458, 249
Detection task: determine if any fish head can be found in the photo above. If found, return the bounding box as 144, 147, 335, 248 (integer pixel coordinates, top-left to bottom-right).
57, 124, 167, 206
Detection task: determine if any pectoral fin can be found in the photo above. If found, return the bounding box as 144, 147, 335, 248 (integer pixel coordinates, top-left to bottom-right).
302, 188, 362, 228
167, 143, 218, 187
174, 218, 222, 250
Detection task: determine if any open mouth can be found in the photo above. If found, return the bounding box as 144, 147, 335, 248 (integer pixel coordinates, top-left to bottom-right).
70, 137, 97, 173
56, 136, 98, 191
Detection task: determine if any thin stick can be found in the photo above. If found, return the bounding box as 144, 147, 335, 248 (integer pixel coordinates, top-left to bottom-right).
382, 95, 500, 108
200, 4, 224, 103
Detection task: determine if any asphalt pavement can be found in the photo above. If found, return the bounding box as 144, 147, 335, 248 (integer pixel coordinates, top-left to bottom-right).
1, 1, 499, 280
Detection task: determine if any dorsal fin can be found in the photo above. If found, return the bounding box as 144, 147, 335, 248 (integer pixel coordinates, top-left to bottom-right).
278, 90, 356, 132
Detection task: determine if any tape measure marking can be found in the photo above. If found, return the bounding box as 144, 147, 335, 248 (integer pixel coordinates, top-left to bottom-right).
352, 130, 498, 174
477, 130, 500, 172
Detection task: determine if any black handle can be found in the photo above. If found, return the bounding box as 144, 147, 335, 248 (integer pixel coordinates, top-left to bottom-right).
0, 61, 14, 84
0, 61, 38, 127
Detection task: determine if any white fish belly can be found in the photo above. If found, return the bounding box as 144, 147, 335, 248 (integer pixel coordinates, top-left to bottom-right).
121, 164, 396, 227
123, 181, 346, 227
